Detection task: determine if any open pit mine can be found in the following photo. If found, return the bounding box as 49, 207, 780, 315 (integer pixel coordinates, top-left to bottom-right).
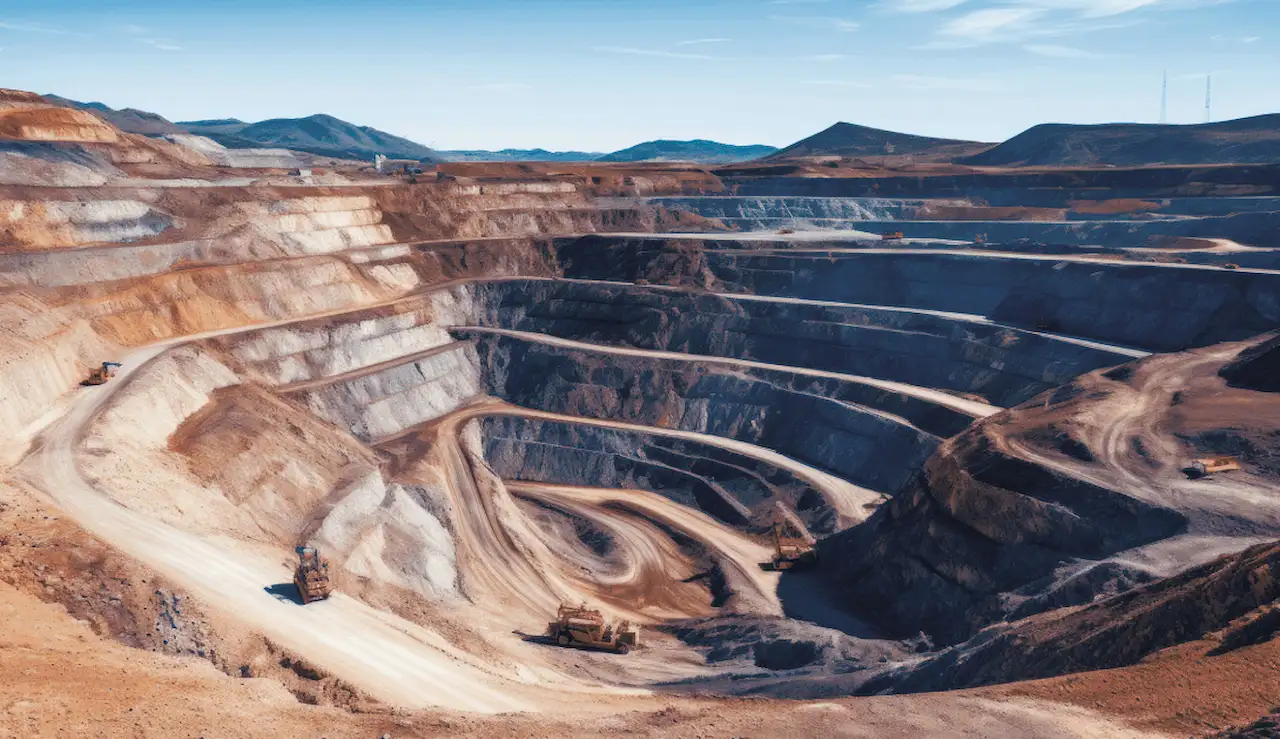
2, 87, 1279, 738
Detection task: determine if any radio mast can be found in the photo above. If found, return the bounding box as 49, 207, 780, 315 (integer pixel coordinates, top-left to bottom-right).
1204, 75, 1212, 123
1160, 71, 1168, 124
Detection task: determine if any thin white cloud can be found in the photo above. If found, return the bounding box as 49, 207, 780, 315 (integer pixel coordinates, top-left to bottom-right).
1211, 33, 1260, 44
800, 79, 873, 87
879, 0, 971, 11
800, 53, 848, 61
469, 82, 534, 91
591, 45, 717, 60
891, 73, 1004, 91
143, 38, 183, 51
0, 20, 75, 35
926, 0, 1236, 46
1023, 42, 1107, 57
941, 7, 1044, 40
771, 15, 861, 31
677, 38, 730, 46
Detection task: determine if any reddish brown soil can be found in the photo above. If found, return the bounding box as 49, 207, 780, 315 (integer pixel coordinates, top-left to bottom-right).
994, 638, 1280, 736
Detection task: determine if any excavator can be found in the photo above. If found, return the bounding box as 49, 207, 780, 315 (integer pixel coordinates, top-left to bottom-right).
545, 603, 639, 654
82, 361, 122, 386
293, 546, 334, 604
758, 521, 818, 572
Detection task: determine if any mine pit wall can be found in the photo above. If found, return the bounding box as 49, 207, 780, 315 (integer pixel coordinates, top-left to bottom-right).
644, 197, 1280, 248
0, 255, 415, 453
647, 196, 921, 224
794, 213, 1280, 250
286, 342, 484, 443
472, 279, 1128, 408
468, 334, 941, 501
81, 342, 461, 601
556, 237, 1280, 353
482, 415, 840, 534
0, 198, 174, 248
814, 423, 1188, 647
209, 288, 481, 386
653, 192, 1280, 222
0, 141, 123, 187
721, 164, 1280, 204
0, 236, 555, 452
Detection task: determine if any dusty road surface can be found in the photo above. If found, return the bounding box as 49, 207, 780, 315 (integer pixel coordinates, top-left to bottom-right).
510, 480, 783, 614
14, 341, 543, 713
456, 325, 1002, 419
419, 396, 887, 526
0, 574, 1175, 739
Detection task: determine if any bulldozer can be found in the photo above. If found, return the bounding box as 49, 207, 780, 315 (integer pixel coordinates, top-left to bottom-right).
545, 603, 639, 654
293, 546, 334, 604
82, 361, 122, 386
1186, 456, 1242, 479
759, 521, 818, 572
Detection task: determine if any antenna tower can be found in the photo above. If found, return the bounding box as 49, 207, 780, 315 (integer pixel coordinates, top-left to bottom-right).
1204, 75, 1212, 123
1160, 71, 1168, 124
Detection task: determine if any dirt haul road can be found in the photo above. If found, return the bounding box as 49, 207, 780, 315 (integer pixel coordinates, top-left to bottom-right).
995, 340, 1280, 576
416, 397, 886, 531
14, 340, 547, 713
454, 326, 1001, 421
509, 481, 782, 616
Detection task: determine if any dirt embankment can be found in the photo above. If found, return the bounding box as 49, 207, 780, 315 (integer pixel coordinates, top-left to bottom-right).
817, 333, 1280, 651
869, 540, 1280, 692
0, 484, 377, 711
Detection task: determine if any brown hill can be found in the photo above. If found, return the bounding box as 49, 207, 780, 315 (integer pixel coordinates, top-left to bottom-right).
962, 115, 1280, 167
768, 122, 989, 162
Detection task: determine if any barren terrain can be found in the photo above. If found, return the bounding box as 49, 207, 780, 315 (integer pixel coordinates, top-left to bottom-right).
2, 88, 1278, 737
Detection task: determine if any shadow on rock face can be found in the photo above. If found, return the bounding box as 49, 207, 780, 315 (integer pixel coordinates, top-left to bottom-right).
777, 571, 887, 639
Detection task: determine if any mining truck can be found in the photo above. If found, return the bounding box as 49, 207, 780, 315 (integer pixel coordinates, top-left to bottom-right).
293, 546, 334, 604
82, 361, 122, 386
1186, 456, 1242, 479
545, 603, 639, 654
759, 522, 818, 572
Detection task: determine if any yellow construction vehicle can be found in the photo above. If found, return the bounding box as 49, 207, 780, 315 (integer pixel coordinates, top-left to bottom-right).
293, 546, 334, 604
545, 603, 639, 654
1187, 456, 1242, 479
881, 231, 905, 241
81, 361, 122, 386
759, 522, 818, 572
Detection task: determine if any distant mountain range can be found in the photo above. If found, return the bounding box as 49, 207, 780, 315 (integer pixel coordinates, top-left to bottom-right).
959, 115, 1280, 167
179, 115, 442, 162
766, 122, 989, 161
39, 93, 1280, 169
43, 95, 187, 137
597, 139, 777, 164
439, 148, 603, 162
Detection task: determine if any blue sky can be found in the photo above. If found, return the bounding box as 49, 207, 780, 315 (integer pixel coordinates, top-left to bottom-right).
2, 0, 1276, 151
